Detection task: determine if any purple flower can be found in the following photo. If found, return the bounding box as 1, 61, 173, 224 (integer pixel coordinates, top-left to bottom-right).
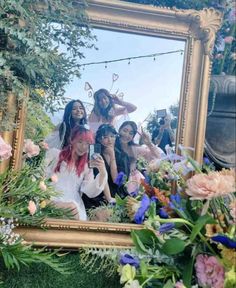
169, 193, 183, 211
203, 157, 211, 165
159, 208, 169, 218
119, 254, 140, 268
159, 223, 175, 234
134, 194, 150, 224
211, 235, 236, 249
130, 189, 139, 197
114, 171, 126, 187
143, 170, 151, 185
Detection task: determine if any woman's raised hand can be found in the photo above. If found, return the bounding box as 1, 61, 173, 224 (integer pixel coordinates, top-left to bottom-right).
140, 127, 152, 146
89, 154, 106, 174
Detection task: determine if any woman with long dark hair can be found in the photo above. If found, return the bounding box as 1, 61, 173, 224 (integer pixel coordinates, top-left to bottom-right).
45, 126, 108, 220
46, 99, 87, 149
88, 89, 137, 133
115, 121, 164, 188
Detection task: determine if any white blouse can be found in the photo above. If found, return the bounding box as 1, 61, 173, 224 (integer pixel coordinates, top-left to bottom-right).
45, 148, 107, 220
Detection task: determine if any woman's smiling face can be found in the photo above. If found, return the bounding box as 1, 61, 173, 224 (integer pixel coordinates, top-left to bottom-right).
119, 124, 135, 144
71, 101, 85, 121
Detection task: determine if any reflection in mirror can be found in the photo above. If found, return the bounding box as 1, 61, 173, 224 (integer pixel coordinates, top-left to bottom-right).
41, 28, 185, 222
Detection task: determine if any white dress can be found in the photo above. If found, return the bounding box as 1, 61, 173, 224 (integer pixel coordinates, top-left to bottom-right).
45, 148, 107, 220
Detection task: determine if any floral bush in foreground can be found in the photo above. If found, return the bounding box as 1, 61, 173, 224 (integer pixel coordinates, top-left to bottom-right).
88, 147, 236, 288
0, 137, 73, 282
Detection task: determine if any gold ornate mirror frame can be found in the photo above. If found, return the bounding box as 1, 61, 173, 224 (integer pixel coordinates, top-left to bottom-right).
5, 0, 222, 248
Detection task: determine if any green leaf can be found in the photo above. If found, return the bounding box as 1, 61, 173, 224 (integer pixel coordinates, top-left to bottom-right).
183, 256, 195, 288
163, 279, 174, 288
162, 238, 186, 255
190, 214, 216, 242
131, 229, 160, 254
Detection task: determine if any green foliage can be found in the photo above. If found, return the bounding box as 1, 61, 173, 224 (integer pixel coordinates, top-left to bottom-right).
0, 240, 71, 274
0, 0, 96, 131
0, 164, 74, 225
25, 100, 55, 141
1, 252, 122, 288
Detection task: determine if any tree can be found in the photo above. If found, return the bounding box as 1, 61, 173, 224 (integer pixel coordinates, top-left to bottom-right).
0, 0, 96, 131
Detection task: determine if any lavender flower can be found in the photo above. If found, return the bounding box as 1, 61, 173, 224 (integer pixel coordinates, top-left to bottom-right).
114, 172, 126, 187
134, 194, 150, 224
159, 223, 175, 234
211, 235, 236, 249
159, 208, 169, 218
119, 254, 140, 268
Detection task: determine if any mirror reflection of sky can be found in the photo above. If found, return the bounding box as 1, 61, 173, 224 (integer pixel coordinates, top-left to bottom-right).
51, 29, 185, 126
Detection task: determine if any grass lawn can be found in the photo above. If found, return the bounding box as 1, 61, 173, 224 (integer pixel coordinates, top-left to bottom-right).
0, 252, 122, 288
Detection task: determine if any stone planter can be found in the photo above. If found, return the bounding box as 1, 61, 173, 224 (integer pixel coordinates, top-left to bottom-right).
205, 75, 236, 168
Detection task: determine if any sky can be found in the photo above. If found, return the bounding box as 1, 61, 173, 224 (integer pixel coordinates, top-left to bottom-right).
50, 28, 185, 126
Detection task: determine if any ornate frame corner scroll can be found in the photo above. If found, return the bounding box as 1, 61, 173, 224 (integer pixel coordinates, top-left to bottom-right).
8, 0, 222, 248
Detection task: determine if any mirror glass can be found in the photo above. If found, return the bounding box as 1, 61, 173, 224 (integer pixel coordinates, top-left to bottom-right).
42, 28, 185, 222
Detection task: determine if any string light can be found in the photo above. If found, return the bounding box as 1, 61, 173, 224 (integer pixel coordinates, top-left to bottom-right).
78, 49, 184, 68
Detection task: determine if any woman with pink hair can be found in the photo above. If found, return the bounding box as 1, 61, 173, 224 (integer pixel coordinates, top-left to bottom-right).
45, 125, 108, 220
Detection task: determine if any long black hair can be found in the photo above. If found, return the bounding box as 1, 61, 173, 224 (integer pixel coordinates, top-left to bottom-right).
92, 89, 114, 121
95, 124, 118, 152
59, 100, 87, 148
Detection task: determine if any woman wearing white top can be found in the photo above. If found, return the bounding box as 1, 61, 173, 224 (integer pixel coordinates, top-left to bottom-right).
45, 126, 108, 220
88, 89, 137, 133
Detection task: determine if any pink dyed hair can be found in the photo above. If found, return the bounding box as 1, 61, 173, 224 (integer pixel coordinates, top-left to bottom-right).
55, 125, 94, 176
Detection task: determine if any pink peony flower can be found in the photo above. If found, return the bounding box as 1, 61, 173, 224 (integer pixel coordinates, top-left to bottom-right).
224, 36, 234, 44
186, 170, 235, 200
39, 181, 47, 191
0, 135, 12, 161
23, 139, 40, 158
50, 174, 58, 183
28, 200, 37, 215
195, 254, 225, 288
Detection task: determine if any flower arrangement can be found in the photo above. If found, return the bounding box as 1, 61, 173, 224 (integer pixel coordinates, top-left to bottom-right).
87, 146, 236, 288
0, 136, 74, 282
211, 0, 236, 75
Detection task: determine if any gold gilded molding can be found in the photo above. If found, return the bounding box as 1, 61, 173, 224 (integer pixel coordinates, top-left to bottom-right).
175, 8, 222, 55
15, 219, 144, 248
3, 0, 222, 248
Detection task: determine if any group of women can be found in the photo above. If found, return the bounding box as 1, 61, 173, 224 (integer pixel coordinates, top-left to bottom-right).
45, 88, 164, 221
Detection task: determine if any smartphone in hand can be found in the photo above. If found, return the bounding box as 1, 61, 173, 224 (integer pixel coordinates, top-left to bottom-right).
88, 144, 101, 168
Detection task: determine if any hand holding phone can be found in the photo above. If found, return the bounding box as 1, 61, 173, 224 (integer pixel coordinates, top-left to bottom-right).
88, 144, 102, 168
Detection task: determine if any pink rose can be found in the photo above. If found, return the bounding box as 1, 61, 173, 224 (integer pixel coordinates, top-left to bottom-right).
0, 135, 12, 161
39, 181, 47, 191
186, 170, 235, 200
28, 200, 37, 215
224, 36, 234, 44
195, 254, 225, 288
23, 139, 40, 158
50, 174, 58, 183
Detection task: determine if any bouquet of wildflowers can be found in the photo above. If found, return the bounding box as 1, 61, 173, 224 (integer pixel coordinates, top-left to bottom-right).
110, 146, 236, 288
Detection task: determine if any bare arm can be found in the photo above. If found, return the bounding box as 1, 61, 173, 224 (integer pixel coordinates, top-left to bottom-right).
112, 95, 137, 116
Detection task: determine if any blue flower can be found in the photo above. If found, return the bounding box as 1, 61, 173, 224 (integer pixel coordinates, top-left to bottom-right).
134, 194, 150, 224
143, 170, 151, 185
159, 208, 169, 218
159, 223, 175, 234
211, 235, 236, 249
203, 157, 211, 165
114, 172, 126, 187
169, 193, 183, 211
130, 189, 139, 197
119, 254, 140, 268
